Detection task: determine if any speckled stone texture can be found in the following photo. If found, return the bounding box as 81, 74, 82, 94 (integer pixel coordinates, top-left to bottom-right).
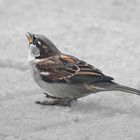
0, 0, 140, 140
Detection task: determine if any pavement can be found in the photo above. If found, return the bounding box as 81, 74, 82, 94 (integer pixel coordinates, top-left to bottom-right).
0, 0, 140, 140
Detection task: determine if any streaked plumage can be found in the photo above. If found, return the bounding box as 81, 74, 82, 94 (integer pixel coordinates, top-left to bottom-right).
26, 32, 140, 106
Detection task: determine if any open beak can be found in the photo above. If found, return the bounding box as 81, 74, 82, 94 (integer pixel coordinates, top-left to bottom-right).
26, 32, 33, 44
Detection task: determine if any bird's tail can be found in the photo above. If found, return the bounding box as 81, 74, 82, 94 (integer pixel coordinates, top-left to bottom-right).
114, 83, 140, 96
93, 81, 140, 96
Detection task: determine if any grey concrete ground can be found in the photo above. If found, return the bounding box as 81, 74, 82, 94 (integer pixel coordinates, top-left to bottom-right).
0, 0, 140, 139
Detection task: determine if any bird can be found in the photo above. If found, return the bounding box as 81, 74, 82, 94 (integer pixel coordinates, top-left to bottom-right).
26, 32, 140, 106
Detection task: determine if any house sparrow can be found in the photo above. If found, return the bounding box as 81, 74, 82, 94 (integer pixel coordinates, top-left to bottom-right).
26, 32, 140, 106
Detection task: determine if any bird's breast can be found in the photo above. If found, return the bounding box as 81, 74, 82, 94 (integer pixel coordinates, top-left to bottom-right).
30, 65, 90, 98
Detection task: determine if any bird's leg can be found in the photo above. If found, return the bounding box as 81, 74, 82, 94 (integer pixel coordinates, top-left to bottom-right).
35, 98, 75, 107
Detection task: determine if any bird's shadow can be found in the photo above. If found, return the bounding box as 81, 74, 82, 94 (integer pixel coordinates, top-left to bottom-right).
70, 98, 140, 118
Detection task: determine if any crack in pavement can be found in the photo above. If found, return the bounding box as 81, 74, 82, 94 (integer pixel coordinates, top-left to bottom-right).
0, 132, 9, 138
0, 60, 29, 71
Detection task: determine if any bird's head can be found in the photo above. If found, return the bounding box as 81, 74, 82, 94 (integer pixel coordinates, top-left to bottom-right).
26, 32, 60, 61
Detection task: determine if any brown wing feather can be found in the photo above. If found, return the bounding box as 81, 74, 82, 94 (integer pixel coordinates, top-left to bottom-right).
35, 54, 79, 82
35, 54, 113, 83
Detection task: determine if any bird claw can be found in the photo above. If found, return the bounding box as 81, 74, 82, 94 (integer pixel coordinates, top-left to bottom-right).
35, 98, 73, 107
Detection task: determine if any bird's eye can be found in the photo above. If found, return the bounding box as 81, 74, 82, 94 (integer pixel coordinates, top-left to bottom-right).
33, 35, 37, 41
32, 36, 41, 47
32, 35, 38, 44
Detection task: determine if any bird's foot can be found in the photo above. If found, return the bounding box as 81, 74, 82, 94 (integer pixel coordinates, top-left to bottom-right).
35, 98, 74, 107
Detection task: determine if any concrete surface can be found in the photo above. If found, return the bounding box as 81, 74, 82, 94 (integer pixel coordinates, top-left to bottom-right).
0, 0, 140, 139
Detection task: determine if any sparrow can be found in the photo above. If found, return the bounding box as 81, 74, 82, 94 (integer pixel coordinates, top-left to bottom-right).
26, 32, 140, 106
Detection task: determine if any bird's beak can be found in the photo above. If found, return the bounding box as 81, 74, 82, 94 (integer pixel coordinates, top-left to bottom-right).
26, 32, 33, 44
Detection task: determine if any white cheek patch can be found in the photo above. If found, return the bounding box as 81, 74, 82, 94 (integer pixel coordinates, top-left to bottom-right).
37, 41, 41, 46
29, 44, 40, 57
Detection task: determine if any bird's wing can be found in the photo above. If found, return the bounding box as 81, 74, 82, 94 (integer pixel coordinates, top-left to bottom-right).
35, 54, 114, 83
